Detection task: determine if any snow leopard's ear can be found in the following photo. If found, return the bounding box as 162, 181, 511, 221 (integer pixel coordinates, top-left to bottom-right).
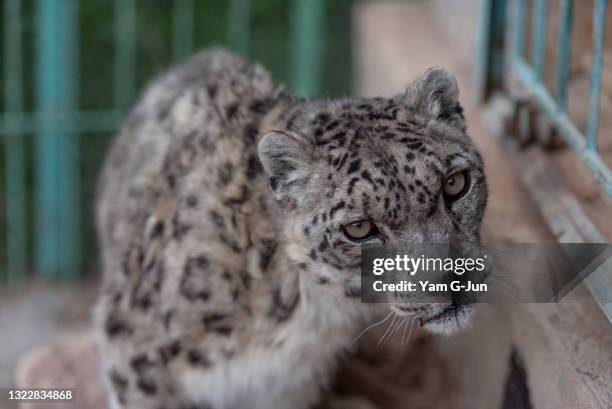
258, 130, 312, 202
403, 67, 465, 129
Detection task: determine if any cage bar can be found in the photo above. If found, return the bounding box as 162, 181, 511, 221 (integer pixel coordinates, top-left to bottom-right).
514, 59, 612, 196
586, 0, 607, 151
114, 0, 136, 110
3, 0, 27, 284
476, 0, 507, 101
173, 0, 194, 61
555, 0, 573, 109
57, 0, 80, 279
228, 0, 250, 56
513, 0, 526, 58
0, 111, 122, 135
291, 0, 325, 96
35, 0, 79, 279
35, 0, 61, 278
531, 0, 548, 79
509, 0, 531, 141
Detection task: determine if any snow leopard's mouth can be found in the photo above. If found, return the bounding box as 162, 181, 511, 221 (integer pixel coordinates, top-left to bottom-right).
419, 303, 470, 326
390, 303, 474, 334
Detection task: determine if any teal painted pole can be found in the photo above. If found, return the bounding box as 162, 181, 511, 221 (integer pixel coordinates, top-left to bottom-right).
531, 0, 548, 79
514, 60, 612, 196
476, 0, 506, 101
586, 0, 607, 151
0, 110, 122, 135
513, 0, 526, 58
114, 0, 136, 110
555, 0, 573, 110
173, 0, 194, 61
228, 0, 250, 56
3, 0, 27, 285
476, 0, 492, 98
291, 0, 325, 97
36, 0, 60, 278
35, 0, 79, 279
57, 0, 80, 280
511, 0, 530, 140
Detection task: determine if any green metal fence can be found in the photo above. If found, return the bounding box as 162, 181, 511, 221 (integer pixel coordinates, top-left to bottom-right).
0, 0, 351, 285
479, 0, 611, 196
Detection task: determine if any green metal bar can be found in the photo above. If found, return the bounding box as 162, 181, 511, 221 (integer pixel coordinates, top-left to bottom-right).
586, 0, 607, 151
476, 0, 493, 98
36, 0, 60, 279
513, 0, 526, 58
172, 0, 194, 61
510, 0, 531, 141
531, 0, 548, 79
476, 0, 507, 101
555, 0, 573, 110
57, 0, 80, 280
514, 59, 612, 196
291, 0, 325, 97
0, 111, 122, 135
114, 0, 136, 110
3, 0, 27, 285
228, 0, 250, 56
35, 0, 79, 279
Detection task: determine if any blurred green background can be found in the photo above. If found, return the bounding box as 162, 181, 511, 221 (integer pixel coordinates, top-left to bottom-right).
0, 0, 356, 284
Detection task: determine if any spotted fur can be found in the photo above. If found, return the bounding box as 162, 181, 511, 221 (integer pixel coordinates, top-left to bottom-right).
94, 48, 487, 409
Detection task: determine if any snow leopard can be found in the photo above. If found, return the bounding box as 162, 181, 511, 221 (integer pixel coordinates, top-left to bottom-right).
94, 48, 487, 409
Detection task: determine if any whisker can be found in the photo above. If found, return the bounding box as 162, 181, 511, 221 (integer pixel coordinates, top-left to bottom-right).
385, 314, 407, 347
377, 312, 398, 349
389, 316, 405, 343
401, 318, 410, 346
404, 319, 415, 347
351, 311, 393, 346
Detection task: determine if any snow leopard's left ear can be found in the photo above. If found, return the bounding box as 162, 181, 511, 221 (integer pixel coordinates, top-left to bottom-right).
403, 67, 465, 130
258, 130, 312, 202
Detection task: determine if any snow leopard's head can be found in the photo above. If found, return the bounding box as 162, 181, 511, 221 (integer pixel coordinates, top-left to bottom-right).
258, 68, 488, 334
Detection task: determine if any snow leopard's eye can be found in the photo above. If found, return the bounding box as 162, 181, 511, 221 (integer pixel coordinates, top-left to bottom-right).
443, 171, 470, 200
342, 220, 379, 242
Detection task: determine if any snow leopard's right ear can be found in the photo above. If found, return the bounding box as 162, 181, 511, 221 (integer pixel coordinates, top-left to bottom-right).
403, 67, 465, 130
258, 130, 312, 202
